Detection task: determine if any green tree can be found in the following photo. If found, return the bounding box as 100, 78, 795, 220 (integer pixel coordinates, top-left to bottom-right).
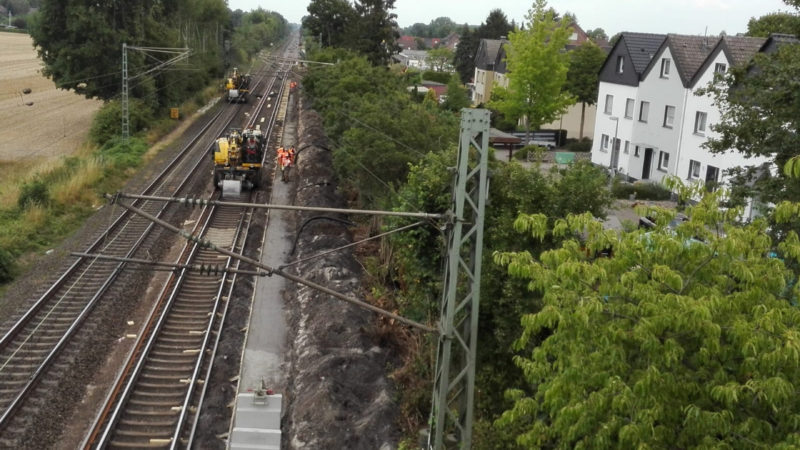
488, 0, 574, 142
303, 0, 355, 48
426, 47, 453, 72
405, 22, 428, 37
429, 16, 458, 38
440, 76, 471, 112
494, 186, 800, 448
585, 27, 608, 42
481, 9, 514, 40
453, 25, 479, 83
30, 0, 231, 106
564, 41, 607, 138
349, 0, 400, 66
747, 12, 800, 37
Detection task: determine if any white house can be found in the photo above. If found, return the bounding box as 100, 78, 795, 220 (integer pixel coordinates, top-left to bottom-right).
592, 33, 771, 202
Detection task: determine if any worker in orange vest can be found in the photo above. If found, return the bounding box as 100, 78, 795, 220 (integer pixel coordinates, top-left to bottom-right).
277, 147, 292, 181
287, 146, 296, 164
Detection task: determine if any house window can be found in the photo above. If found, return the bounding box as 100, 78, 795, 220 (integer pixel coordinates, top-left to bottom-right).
623, 140, 630, 154
639, 101, 650, 123
601, 134, 609, 151
694, 111, 707, 134
660, 58, 671, 78
688, 160, 701, 179
663, 105, 675, 128
634, 146, 640, 157
624, 98, 634, 119
658, 151, 670, 171
714, 63, 727, 74
617, 56, 624, 74
604, 94, 613, 115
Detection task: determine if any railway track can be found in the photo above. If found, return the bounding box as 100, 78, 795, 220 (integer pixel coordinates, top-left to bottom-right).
84, 51, 293, 449
0, 41, 293, 447
85, 190, 254, 449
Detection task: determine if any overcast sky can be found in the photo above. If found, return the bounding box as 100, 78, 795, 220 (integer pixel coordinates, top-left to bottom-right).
227, 0, 793, 37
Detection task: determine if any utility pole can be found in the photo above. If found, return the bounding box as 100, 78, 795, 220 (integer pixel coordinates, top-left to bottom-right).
121, 44, 190, 144
428, 108, 490, 449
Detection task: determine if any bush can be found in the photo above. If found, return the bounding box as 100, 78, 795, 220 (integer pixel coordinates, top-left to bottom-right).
612, 178, 672, 200
421, 70, 451, 84
564, 137, 592, 152
90, 99, 153, 146
99, 137, 149, 171
0, 247, 15, 283
17, 177, 50, 209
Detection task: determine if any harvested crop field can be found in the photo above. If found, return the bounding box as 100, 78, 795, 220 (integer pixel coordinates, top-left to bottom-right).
0, 32, 101, 162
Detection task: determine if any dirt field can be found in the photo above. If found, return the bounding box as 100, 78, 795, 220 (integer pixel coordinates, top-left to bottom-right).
0, 32, 101, 162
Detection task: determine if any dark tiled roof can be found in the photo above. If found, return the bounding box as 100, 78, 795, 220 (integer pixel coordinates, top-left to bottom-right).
666, 34, 717, 84
687, 35, 765, 87
722, 35, 766, 66
620, 32, 667, 74
475, 39, 505, 70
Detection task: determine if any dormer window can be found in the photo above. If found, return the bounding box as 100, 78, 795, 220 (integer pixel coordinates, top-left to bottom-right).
660, 58, 671, 78
616, 56, 624, 74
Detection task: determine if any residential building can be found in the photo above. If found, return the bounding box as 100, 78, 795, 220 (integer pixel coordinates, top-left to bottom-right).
395, 50, 431, 70
472, 38, 507, 105
591, 33, 771, 206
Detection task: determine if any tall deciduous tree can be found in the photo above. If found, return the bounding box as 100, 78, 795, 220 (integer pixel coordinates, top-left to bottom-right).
349, 0, 400, 66
303, 0, 354, 48
488, 0, 574, 141
426, 47, 453, 72
585, 27, 609, 42
30, 0, 232, 105
494, 185, 800, 448
746, 12, 800, 37
564, 41, 607, 138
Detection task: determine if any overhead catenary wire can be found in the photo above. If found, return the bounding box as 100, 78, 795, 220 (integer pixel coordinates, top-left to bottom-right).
105, 193, 438, 334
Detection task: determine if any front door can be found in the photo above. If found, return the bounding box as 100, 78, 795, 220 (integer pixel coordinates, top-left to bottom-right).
705, 165, 719, 191
642, 148, 653, 180
610, 138, 620, 170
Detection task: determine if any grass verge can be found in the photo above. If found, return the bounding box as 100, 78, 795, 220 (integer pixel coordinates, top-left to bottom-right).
0, 86, 219, 295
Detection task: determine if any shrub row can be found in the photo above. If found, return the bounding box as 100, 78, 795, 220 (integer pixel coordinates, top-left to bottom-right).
612, 177, 673, 200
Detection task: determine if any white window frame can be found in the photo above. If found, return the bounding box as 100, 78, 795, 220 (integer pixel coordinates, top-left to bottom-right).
634, 146, 640, 157
604, 94, 613, 115
714, 63, 727, 74
601, 134, 610, 151
658, 151, 670, 171
688, 159, 701, 179
624, 98, 634, 119
660, 58, 671, 78
639, 101, 649, 123
694, 111, 707, 134
663, 105, 675, 128
623, 140, 630, 154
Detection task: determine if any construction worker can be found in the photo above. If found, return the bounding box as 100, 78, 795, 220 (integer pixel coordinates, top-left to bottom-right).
287, 146, 296, 164
277, 147, 293, 182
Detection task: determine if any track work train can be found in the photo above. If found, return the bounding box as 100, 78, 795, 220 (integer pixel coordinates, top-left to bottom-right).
225, 67, 251, 103
212, 127, 264, 192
